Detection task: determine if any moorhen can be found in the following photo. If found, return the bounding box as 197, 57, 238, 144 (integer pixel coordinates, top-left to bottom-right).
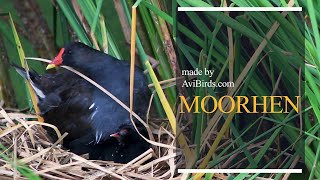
14, 42, 150, 163
91, 125, 150, 163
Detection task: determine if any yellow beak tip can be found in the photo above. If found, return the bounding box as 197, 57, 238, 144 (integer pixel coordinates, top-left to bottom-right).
46, 64, 56, 70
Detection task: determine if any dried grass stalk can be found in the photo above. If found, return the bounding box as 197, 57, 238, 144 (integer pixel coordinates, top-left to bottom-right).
0, 107, 183, 179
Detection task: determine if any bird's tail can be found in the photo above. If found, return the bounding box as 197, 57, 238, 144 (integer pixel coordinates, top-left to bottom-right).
13, 65, 29, 79
12, 65, 46, 99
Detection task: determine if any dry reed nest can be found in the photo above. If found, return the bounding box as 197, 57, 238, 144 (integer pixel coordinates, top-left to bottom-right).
0, 107, 183, 180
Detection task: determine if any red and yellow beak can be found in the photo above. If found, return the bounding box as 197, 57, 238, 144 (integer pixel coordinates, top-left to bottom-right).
46, 48, 65, 70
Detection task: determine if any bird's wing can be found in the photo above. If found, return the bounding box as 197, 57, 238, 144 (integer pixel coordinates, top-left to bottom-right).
42, 77, 96, 144
87, 90, 132, 144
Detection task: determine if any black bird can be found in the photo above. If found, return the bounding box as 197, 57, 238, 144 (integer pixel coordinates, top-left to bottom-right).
14, 42, 150, 163
91, 125, 150, 163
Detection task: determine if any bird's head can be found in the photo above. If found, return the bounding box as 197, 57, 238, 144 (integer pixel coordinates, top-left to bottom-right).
110, 124, 147, 145
46, 42, 96, 70
110, 128, 130, 143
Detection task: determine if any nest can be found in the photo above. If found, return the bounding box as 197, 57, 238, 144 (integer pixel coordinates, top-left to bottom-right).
0, 108, 183, 179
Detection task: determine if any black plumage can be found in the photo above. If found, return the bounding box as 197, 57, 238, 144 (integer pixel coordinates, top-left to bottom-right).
91, 125, 150, 163
14, 42, 150, 163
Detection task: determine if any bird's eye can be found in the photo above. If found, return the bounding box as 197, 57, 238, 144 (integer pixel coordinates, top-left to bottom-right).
64, 50, 72, 55
119, 129, 129, 136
